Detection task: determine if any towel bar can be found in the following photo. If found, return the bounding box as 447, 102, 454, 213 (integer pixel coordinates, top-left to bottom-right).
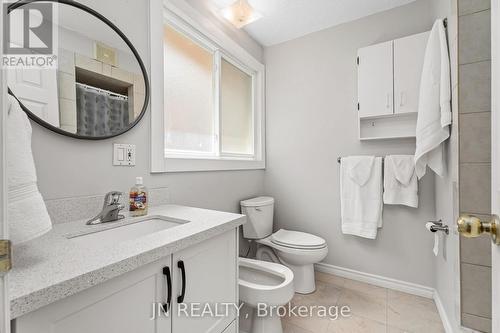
337, 156, 385, 164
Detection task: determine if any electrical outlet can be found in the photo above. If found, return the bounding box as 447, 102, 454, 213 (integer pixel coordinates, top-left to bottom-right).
113, 144, 136, 166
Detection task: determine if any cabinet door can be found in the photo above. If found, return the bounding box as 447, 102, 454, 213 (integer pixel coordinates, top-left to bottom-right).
393, 31, 430, 114
15, 259, 172, 333
172, 230, 237, 333
357, 40, 394, 117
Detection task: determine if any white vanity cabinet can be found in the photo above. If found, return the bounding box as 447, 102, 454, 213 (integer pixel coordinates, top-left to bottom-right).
357, 31, 430, 140
172, 230, 237, 333
14, 229, 238, 333
14, 259, 172, 333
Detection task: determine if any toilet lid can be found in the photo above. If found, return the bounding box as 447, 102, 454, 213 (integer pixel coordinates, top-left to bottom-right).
271, 229, 326, 249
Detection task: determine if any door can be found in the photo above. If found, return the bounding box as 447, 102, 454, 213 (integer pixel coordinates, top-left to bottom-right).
357, 40, 394, 117
6, 68, 59, 127
172, 230, 237, 333
15, 259, 172, 333
393, 31, 429, 114
492, 1, 500, 330
0, 1, 12, 331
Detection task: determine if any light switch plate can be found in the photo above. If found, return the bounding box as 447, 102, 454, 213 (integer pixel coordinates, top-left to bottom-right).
113, 144, 136, 166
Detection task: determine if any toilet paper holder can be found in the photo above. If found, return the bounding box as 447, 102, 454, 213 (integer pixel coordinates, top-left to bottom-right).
428, 220, 449, 235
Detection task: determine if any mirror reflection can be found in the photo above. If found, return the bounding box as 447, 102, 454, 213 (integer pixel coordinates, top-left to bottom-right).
7, 1, 147, 138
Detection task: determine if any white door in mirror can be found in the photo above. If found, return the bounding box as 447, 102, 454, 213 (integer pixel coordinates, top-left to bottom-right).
113, 144, 136, 166
7, 68, 59, 127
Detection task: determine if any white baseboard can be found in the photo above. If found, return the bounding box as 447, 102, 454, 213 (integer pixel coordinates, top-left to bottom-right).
315, 262, 454, 333
433, 290, 454, 333
315, 262, 435, 298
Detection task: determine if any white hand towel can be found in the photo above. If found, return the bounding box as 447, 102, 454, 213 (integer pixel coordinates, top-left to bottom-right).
414, 19, 451, 179
383, 155, 418, 208
7, 95, 52, 244
340, 156, 383, 239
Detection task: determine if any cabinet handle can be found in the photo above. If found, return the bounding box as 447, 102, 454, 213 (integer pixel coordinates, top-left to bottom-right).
162, 266, 172, 313
400, 91, 406, 107
177, 260, 186, 303
386, 93, 392, 109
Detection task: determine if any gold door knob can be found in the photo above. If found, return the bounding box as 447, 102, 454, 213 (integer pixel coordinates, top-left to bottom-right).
457, 214, 500, 245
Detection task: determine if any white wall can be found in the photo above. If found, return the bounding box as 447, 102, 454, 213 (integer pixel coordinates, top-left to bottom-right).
31, 0, 265, 218
264, 0, 439, 287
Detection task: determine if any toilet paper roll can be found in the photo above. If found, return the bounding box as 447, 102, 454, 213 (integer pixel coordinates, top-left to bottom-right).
425, 222, 439, 256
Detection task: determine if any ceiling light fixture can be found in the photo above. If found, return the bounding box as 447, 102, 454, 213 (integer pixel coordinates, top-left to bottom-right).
220, 0, 262, 29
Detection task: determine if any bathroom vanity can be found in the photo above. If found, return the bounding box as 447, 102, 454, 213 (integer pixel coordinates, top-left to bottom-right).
10, 205, 244, 333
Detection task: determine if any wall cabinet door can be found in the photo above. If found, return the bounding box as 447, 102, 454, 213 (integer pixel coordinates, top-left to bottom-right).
15, 259, 172, 333
172, 230, 237, 333
357, 40, 394, 117
393, 31, 430, 114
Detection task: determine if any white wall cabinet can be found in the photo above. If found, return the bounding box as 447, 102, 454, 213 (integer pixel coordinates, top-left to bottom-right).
393, 31, 430, 114
357, 31, 429, 140
14, 230, 238, 333
357, 40, 394, 118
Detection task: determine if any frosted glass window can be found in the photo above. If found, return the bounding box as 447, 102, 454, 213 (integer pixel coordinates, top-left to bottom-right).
220, 59, 253, 155
164, 25, 215, 153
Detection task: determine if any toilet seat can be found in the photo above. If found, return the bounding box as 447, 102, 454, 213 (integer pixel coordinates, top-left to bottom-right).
238, 258, 294, 333
255, 231, 329, 294
271, 229, 327, 250
238, 258, 294, 308
239, 257, 294, 291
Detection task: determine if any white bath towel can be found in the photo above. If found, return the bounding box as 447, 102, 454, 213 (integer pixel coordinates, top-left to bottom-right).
7, 95, 52, 244
383, 155, 418, 208
414, 19, 451, 179
340, 156, 383, 239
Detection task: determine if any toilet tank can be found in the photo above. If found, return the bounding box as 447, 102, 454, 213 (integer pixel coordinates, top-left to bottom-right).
240, 197, 275, 239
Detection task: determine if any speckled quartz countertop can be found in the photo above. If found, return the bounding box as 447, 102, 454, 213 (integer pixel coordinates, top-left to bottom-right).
10, 205, 245, 319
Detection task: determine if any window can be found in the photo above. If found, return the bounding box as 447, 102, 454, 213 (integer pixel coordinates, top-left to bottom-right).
164, 24, 257, 159
164, 25, 215, 155
150, 9, 264, 172
220, 58, 254, 155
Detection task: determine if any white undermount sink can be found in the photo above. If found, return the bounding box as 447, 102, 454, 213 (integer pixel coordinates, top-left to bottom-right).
66, 215, 188, 246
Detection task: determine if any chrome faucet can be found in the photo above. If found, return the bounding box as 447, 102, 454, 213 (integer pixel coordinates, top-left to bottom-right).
86, 191, 126, 225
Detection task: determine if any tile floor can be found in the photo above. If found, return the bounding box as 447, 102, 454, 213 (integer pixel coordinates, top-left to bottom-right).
282, 271, 445, 333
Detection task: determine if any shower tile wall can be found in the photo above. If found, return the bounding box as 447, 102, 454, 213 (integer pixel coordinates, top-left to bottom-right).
458, 0, 492, 331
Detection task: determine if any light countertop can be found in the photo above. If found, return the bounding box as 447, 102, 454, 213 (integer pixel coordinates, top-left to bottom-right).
10, 205, 245, 319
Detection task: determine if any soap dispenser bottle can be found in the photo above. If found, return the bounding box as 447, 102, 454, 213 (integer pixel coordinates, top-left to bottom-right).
129, 177, 148, 217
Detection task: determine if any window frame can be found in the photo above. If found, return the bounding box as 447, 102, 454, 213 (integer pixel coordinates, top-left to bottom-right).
150, 1, 265, 173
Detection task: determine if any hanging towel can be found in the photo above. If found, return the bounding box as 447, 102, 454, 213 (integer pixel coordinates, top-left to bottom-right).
340, 156, 383, 239
383, 155, 418, 208
414, 19, 451, 179
7, 94, 52, 244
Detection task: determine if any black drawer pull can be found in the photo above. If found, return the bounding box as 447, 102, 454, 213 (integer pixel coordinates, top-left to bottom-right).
177, 260, 186, 303
162, 266, 172, 312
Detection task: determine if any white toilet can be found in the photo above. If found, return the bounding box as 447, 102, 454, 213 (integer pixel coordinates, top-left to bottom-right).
239, 257, 294, 333
241, 197, 328, 294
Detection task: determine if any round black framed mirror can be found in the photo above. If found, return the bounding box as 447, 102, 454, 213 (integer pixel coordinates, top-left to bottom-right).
6, 0, 150, 140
